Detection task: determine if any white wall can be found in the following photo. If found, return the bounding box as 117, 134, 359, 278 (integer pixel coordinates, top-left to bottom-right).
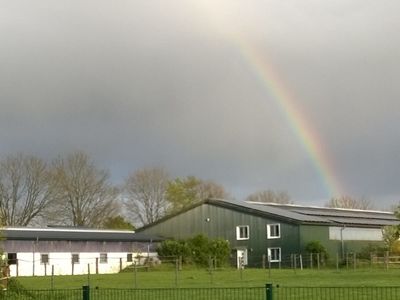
9, 252, 158, 277
329, 227, 382, 241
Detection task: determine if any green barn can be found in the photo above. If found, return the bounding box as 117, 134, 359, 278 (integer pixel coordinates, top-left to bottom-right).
136, 199, 398, 267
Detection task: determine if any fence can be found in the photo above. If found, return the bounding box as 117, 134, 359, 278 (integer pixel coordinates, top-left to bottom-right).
2, 285, 400, 300
271, 285, 400, 300
0, 286, 265, 300
256, 252, 400, 270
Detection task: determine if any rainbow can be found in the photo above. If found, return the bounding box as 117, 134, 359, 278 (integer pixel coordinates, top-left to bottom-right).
236, 39, 343, 198
189, 1, 343, 198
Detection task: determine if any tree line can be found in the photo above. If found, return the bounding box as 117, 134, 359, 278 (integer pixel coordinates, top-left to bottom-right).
0, 151, 376, 229
0, 151, 230, 228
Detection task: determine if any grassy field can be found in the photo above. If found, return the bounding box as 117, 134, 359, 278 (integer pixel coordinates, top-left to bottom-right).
15, 266, 400, 290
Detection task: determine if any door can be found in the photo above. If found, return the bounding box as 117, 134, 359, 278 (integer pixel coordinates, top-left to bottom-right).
236, 249, 248, 269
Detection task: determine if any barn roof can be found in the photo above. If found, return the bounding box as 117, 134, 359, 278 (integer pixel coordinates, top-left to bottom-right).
2, 227, 163, 242
137, 198, 398, 231
246, 202, 399, 227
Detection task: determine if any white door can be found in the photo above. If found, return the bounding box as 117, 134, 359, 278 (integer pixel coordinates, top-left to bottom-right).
236, 249, 248, 269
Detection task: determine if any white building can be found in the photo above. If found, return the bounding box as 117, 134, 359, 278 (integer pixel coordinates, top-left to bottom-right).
1, 227, 161, 277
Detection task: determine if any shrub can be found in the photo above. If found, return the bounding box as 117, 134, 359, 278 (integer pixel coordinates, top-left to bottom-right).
157, 235, 230, 267
305, 240, 329, 264
157, 239, 190, 262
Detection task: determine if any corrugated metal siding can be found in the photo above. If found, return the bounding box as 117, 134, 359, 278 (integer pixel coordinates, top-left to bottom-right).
140, 203, 302, 267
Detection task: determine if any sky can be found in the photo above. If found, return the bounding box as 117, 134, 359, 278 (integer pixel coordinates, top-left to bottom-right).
1, 0, 399, 208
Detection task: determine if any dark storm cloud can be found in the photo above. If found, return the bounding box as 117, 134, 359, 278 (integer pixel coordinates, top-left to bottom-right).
1, 0, 400, 206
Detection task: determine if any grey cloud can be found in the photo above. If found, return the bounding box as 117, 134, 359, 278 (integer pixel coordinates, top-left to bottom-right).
1, 0, 400, 207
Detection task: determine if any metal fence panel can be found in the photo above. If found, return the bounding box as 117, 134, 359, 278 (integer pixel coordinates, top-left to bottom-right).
2, 285, 400, 300
274, 286, 400, 300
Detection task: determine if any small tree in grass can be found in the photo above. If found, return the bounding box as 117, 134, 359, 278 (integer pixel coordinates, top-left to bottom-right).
382, 225, 400, 254
209, 238, 230, 267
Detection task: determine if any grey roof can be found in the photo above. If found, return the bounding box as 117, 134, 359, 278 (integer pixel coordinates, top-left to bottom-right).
3, 227, 163, 242
209, 199, 329, 224
136, 198, 399, 232
247, 202, 399, 227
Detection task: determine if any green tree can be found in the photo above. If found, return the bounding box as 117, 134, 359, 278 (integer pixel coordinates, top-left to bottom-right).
382, 225, 399, 253
209, 238, 231, 267
102, 215, 135, 230
187, 234, 211, 266
166, 176, 228, 213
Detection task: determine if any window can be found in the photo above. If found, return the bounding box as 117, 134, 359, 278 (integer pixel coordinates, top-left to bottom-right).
127, 253, 133, 262
41, 254, 49, 265
267, 224, 281, 239
72, 254, 80, 264
100, 253, 108, 264
267, 248, 281, 262
7, 253, 17, 265
236, 225, 250, 240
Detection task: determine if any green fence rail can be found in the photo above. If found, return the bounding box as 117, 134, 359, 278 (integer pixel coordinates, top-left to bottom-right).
2, 285, 400, 300
272, 286, 400, 300
0, 286, 265, 300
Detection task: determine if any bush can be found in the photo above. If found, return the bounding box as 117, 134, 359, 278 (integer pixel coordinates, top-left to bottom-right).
157, 234, 230, 267
157, 239, 190, 262
305, 240, 329, 264
358, 244, 388, 259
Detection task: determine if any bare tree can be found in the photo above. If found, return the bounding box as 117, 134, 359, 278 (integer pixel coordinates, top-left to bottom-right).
50, 152, 119, 227
196, 179, 230, 201
0, 154, 55, 226
245, 190, 291, 204
325, 195, 374, 210
124, 167, 170, 226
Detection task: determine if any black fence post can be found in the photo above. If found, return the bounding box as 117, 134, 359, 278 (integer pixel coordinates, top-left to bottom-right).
82, 285, 90, 300
266, 283, 273, 300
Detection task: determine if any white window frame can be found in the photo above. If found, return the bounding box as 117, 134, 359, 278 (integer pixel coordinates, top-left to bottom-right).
127, 253, 133, 262
267, 224, 281, 239
236, 225, 250, 240
267, 247, 281, 262
72, 253, 80, 264
40, 253, 49, 265
100, 253, 108, 264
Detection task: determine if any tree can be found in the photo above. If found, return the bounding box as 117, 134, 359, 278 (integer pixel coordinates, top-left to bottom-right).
0, 154, 56, 226
245, 190, 291, 204
166, 176, 229, 213
325, 196, 374, 210
124, 167, 170, 226
102, 215, 135, 230
382, 225, 399, 253
50, 151, 119, 227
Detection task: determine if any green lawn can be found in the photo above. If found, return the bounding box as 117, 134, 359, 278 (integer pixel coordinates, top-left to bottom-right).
15, 267, 400, 290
